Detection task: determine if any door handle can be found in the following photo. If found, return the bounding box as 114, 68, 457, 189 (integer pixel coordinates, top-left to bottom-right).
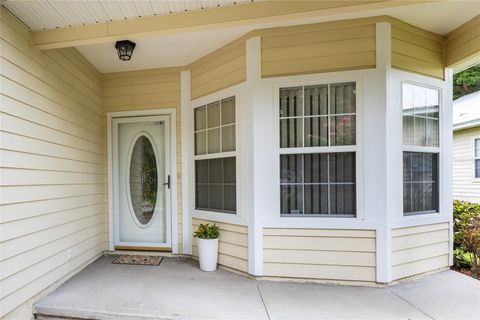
163, 175, 170, 189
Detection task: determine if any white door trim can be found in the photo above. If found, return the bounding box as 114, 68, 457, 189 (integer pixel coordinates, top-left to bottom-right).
107, 108, 178, 254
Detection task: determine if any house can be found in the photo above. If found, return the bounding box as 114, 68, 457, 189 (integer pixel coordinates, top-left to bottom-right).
1, 0, 480, 319
453, 91, 480, 202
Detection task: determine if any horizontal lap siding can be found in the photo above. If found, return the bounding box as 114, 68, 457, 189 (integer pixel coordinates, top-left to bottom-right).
102, 68, 184, 251
0, 8, 106, 318
263, 228, 376, 282
391, 20, 445, 79
453, 128, 480, 202
190, 39, 246, 100
260, 19, 377, 77
446, 15, 480, 67
391, 223, 450, 280
192, 219, 248, 273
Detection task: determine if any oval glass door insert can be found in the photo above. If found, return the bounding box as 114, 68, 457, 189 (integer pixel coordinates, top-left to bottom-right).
129, 135, 158, 225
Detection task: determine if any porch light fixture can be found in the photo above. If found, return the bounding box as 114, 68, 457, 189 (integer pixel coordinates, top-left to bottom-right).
115, 40, 136, 61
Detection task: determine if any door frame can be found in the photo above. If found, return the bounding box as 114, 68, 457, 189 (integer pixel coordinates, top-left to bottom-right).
107, 108, 178, 254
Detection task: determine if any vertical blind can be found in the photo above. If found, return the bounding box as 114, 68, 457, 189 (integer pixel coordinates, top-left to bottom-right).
279, 82, 356, 216
402, 83, 440, 215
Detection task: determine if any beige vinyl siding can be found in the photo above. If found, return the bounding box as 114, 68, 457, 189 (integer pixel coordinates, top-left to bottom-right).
263, 228, 376, 282
192, 218, 248, 273
390, 19, 445, 79
453, 128, 480, 203
391, 223, 450, 280
259, 17, 377, 78
446, 15, 480, 67
102, 68, 184, 252
189, 38, 246, 100
0, 8, 106, 318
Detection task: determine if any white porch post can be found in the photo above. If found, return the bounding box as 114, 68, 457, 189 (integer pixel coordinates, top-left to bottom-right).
181, 69, 193, 255
245, 36, 263, 275
371, 22, 392, 283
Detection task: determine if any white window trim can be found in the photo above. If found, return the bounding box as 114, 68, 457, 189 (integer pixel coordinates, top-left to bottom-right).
272, 77, 364, 222
474, 137, 480, 181
189, 83, 247, 226
401, 80, 442, 216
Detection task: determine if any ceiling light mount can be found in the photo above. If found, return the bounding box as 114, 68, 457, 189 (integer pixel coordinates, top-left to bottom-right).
115, 40, 136, 61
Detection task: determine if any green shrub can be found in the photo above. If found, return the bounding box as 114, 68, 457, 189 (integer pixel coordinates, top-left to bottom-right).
453, 200, 480, 278
193, 223, 220, 239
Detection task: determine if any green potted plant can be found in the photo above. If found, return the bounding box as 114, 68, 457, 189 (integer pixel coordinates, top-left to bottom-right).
194, 223, 220, 271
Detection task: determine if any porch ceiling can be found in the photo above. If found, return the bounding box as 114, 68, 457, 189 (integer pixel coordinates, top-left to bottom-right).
3, 1, 478, 73
1, 0, 254, 31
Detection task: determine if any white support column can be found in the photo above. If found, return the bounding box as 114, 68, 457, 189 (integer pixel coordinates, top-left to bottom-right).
181, 69, 193, 255
444, 68, 454, 266
373, 22, 392, 283
245, 36, 263, 275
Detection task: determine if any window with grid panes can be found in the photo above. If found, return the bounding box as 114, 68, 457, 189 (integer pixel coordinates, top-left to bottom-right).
402, 83, 440, 215
279, 83, 356, 216
194, 96, 236, 213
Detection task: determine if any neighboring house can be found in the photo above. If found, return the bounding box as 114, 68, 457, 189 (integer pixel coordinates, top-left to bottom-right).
453, 91, 480, 202
1, 1, 480, 319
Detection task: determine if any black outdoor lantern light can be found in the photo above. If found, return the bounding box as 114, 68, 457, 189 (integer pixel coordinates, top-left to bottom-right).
115, 40, 136, 61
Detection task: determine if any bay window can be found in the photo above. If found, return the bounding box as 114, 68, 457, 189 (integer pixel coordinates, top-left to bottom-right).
194, 96, 236, 213
402, 83, 440, 215
279, 82, 357, 217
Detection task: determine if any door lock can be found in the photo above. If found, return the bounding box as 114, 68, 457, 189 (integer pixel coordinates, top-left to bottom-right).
163, 175, 171, 189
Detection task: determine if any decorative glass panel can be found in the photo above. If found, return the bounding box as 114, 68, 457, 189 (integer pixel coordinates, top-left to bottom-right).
129, 136, 158, 225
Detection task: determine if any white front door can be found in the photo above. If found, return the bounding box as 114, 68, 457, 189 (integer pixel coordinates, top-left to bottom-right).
112, 116, 171, 249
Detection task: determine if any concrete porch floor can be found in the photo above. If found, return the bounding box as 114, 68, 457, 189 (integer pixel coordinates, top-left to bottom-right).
34, 255, 480, 320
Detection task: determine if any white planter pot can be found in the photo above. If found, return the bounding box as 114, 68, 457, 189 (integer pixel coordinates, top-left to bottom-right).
197, 237, 219, 272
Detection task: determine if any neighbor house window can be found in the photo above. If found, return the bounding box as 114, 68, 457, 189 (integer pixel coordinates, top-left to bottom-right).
402, 83, 439, 215
194, 97, 236, 213
475, 138, 480, 178
279, 83, 356, 216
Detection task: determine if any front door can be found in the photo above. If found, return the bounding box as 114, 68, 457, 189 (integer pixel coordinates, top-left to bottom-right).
112, 116, 171, 249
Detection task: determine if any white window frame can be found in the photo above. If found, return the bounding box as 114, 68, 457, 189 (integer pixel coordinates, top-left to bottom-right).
474, 137, 480, 180
188, 84, 247, 226
401, 80, 442, 216
193, 96, 238, 214
274, 79, 363, 219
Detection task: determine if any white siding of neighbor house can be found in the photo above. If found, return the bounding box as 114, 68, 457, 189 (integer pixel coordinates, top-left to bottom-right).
391, 223, 450, 280
192, 218, 248, 273
263, 228, 377, 282
453, 127, 480, 203
0, 8, 107, 318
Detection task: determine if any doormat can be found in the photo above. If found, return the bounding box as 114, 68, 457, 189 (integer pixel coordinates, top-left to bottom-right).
112, 255, 163, 266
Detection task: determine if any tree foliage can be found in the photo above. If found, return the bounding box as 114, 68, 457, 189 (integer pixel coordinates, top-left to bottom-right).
454, 65, 480, 100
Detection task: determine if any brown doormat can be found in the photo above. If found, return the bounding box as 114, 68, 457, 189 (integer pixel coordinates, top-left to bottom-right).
112, 255, 163, 266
